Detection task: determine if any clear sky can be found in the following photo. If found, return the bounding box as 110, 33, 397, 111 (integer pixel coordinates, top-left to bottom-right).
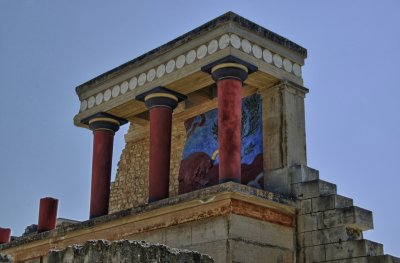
0, 0, 399, 256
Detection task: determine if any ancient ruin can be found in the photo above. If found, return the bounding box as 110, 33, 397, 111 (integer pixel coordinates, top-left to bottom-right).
0, 12, 398, 263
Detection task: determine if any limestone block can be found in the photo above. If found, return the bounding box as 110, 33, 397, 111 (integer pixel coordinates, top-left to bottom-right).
290, 165, 319, 184
165, 224, 192, 248
312, 194, 353, 212
325, 239, 383, 261
323, 206, 373, 231
298, 226, 363, 247
228, 214, 294, 250
292, 180, 337, 199
264, 167, 291, 195
191, 217, 228, 245
183, 240, 227, 263
299, 199, 312, 215
297, 213, 323, 232
229, 239, 294, 263
298, 245, 326, 263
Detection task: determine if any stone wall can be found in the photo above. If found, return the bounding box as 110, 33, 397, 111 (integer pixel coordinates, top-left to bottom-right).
0, 254, 11, 263
109, 120, 186, 213
48, 240, 214, 263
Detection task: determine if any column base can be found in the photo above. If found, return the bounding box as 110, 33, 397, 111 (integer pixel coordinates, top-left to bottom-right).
219, 178, 241, 184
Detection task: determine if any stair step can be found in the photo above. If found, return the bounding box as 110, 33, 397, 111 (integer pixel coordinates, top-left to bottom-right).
323, 206, 373, 231
290, 165, 320, 184
299, 225, 363, 247
325, 239, 384, 261
312, 194, 353, 212
292, 179, 337, 199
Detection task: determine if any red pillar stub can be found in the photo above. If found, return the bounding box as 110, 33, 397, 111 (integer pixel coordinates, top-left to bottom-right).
37, 197, 58, 233
0, 227, 11, 244
211, 63, 249, 184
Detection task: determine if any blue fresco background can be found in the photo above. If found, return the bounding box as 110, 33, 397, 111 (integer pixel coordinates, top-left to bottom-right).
182, 94, 263, 165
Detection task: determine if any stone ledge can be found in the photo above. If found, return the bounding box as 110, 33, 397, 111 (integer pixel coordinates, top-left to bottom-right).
0, 182, 295, 255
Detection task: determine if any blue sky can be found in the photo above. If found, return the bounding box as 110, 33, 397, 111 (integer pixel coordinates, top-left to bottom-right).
0, 0, 399, 256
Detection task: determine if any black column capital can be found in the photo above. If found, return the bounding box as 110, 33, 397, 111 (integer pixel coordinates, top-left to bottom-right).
201, 55, 257, 82
81, 112, 127, 132
136, 86, 187, 110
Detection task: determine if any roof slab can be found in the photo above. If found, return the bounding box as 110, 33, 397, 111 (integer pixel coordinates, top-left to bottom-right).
74, 12, 307, 128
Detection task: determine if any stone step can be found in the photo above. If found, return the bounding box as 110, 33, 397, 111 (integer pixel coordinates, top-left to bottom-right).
312, 194, 354, 212
299, 225, 363, 247
290, 165, 320, 184
325, 239, 384, 261
323, 206, 374, 231
292, 179, 337, 199
326, 255, 400, 263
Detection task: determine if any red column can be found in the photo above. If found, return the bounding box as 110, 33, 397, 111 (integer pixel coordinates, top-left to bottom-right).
0, 227, 11, 244
217, 79, 243, 183
37, 197, 58, 233
82, 113, 126, 219
211, 63, 249, 184
90, 129, 115, 218
148, 107, 173, 202
136, 87, 186, 202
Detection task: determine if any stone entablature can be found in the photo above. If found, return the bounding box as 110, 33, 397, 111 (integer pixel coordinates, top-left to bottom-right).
73, 12, 306, 128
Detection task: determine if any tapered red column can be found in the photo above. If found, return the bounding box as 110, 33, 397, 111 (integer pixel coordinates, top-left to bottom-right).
136, 87, 186, 202
37, 197, 58, 233
211, 63, 249, 183
0, 227, 11, 244
82, 112, 127, 219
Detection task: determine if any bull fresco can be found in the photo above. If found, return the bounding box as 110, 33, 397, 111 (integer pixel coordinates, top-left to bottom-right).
178, 93, 263, 194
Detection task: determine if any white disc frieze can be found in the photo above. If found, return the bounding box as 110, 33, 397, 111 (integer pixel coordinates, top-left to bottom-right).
241, 39, 252, 54
156, 64, 166, 78
104, 89, 112, 101
120, 81, 129, 94
95, 93, 103, 105
80, 100, 88, 112
88, 96, 95, 109
293, 63, 302, 77
252, 44, 262, 59
262, 49, 273, 63
166, 59, 175, 74
273, 54, 283, 68
176, 55, 185, 69
186, 50, 196, 64
138, 73, 146, 86
112, 85, 120, 98
129, 77, 137, 90
219, 34, 230, 49
147, 69, 156, 82
230, 34, 241, 49
196, 45, 207, 59
283, 59, 293, 73
208, 39, 218, 54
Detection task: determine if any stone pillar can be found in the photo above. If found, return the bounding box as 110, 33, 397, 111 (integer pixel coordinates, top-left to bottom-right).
211, 63, 248, 183
37, 197, 58, 233
0, 228, 10, 244
136, 87, 186, 202
259, 80, 308, 194
82, 112, 127, 219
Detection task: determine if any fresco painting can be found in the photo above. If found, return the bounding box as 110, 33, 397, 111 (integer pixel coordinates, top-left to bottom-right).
178, 93, 264, 194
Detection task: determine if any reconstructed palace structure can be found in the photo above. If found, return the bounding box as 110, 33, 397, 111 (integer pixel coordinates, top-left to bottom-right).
0, 12, 399, 263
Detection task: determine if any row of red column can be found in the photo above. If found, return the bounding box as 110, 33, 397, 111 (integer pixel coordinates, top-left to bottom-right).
83, 61, 250, 219
0, 197, 58, 244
